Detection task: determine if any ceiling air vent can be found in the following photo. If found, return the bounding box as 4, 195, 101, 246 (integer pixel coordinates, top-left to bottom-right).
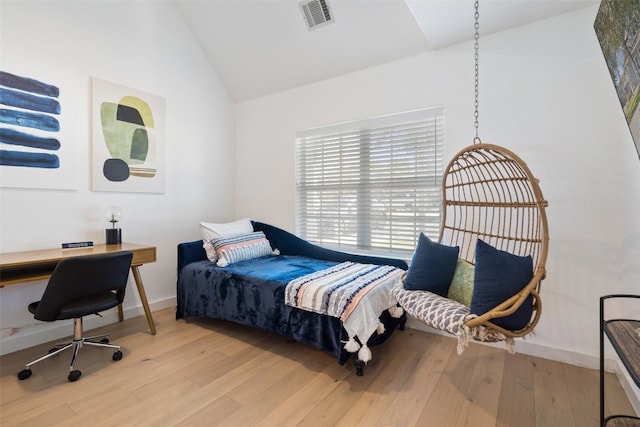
299, 0, 334, 31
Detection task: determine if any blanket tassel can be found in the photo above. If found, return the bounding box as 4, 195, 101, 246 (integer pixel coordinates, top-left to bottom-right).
389, 306, 404, 318
358, 344, 372, 364
344, 337, 361, 353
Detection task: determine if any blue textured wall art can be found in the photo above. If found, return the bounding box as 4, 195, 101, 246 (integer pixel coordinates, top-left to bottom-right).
0, 71, 61, 169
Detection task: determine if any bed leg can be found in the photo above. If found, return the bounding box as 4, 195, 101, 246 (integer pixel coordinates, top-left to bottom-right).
399, 314, 407, 331
354, 357, 365, 376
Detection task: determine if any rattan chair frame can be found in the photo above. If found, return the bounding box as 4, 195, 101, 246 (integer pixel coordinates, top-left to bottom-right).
438, 143, 549, 338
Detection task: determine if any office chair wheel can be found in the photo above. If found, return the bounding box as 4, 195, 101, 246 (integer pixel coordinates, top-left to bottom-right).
17, 369, 32, 380
100, 338, 109, 344
68, 370, 82, 382
112, 350, 123, 361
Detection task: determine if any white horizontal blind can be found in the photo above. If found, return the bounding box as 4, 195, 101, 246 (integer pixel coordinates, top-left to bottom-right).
296, 107, 444, 257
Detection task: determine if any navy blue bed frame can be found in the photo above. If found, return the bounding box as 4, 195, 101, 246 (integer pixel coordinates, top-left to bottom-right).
176, 221, 408, 376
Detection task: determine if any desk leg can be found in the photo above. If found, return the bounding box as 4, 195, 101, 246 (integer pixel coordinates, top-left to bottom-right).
131, 265, 157, 335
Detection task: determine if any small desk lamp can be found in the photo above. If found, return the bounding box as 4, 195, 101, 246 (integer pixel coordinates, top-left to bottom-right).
105, 206, 122, 244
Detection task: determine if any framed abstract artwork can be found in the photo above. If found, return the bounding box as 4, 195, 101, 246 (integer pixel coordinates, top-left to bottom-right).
594, 0, 640, 159
0, 70, 78, 189
91, 78, 165, 193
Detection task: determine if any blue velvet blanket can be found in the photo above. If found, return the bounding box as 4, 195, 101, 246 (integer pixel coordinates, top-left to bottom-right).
176, 221, 408, 365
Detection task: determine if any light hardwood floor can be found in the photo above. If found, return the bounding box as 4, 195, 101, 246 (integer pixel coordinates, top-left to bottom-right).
1, 307, 636, 426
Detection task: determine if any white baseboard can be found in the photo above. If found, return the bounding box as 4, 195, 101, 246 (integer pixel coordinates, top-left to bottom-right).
0, 297, 176, 356
616, 367, 640, 416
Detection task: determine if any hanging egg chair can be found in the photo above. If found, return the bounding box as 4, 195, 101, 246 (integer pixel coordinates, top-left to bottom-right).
392, 1, 549, 354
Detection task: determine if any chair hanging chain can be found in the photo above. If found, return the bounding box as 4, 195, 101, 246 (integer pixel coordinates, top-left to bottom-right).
473, 0, 481, 144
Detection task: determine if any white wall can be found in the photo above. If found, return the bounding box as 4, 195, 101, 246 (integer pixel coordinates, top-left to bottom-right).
235, 4, 640, 401
0, 1, 236, 353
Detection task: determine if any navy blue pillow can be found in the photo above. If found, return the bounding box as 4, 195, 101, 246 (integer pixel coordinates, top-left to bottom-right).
471, 239, 534, 330
403, 233, 459, 296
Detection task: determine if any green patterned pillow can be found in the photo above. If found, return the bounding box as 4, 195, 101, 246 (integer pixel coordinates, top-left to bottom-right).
447, 258, 475, 306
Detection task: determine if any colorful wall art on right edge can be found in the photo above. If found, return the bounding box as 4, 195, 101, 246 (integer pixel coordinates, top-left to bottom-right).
594, 0, 640, 159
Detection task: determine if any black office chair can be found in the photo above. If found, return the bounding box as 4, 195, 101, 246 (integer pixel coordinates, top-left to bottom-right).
17, 251, 133, 382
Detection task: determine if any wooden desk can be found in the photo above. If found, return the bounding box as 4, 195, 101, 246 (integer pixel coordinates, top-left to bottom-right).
0, 243, 157, 335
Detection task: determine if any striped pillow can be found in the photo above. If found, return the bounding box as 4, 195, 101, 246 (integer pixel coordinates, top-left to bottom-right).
200, 218, 253, 262
212, 231, 274, 267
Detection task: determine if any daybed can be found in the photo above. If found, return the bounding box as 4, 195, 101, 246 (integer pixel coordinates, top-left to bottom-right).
176, 221, 408, 375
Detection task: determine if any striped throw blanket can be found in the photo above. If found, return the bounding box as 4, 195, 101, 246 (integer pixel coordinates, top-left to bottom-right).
285, 262, 404, 362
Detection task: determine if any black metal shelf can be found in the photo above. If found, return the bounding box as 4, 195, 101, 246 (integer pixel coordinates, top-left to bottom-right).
600, 294, 640, 427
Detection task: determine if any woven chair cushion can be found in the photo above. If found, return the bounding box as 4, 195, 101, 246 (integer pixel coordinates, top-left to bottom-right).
392, 283, 511, 354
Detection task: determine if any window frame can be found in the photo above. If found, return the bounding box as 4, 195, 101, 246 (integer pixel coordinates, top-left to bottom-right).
295, 106, 445, 258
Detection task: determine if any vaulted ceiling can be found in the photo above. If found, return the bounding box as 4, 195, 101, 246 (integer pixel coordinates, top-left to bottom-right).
173, 0, 599, 101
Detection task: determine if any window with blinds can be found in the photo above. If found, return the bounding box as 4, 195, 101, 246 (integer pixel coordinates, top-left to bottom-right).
295, 106, 444, 257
